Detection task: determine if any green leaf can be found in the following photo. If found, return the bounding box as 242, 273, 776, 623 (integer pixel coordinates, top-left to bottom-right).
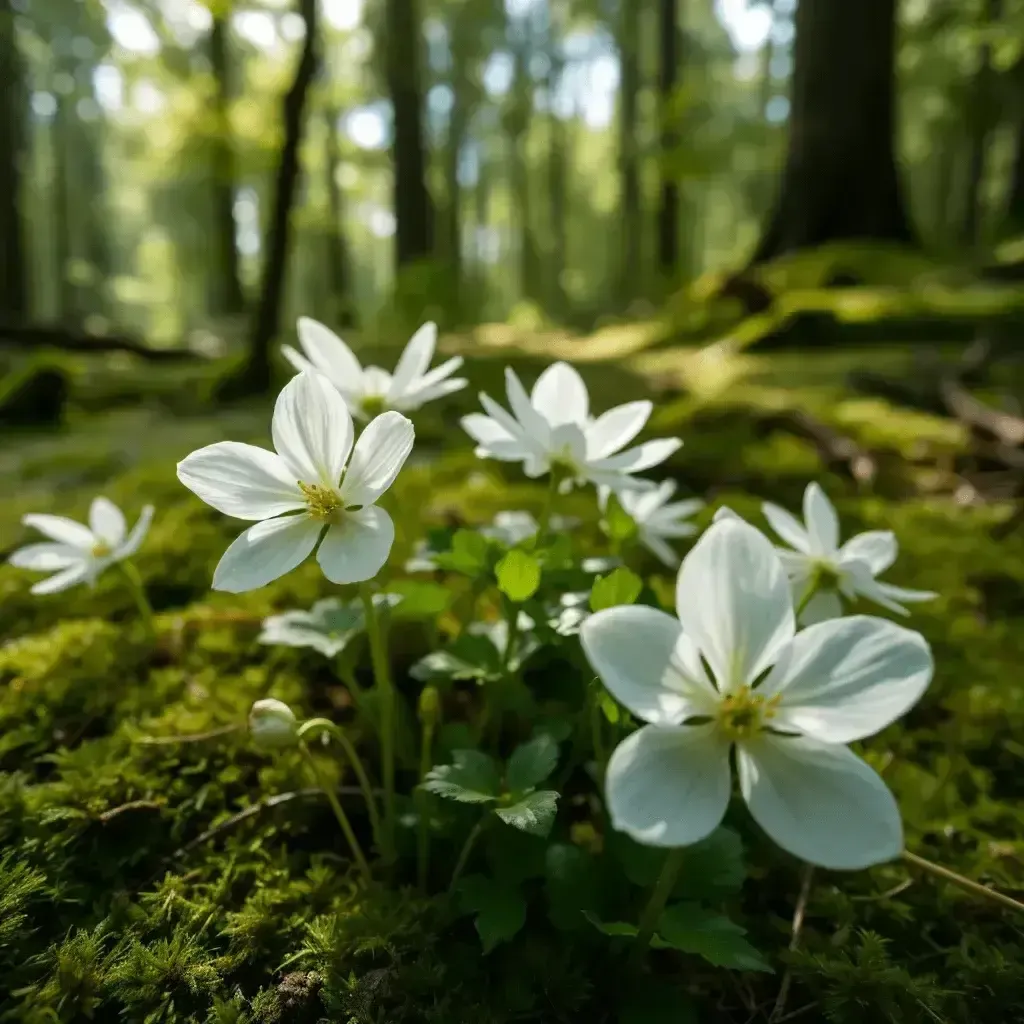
672, 828, 746, 899
584, 914, 669, 946
410, 633, 501, 683
657, 903, 773, 973
544, 843, 603, 931
590, 567, 643, 612
495, 790, 559, 836
438, 529, 491, 576
506, 734, 559, 793
456, 876, 528, 954
388, 580, 453, 619
602, 493, 638, 542
495, 548, 542, 602
599, 691, 621, 725
422, 750, 500, 804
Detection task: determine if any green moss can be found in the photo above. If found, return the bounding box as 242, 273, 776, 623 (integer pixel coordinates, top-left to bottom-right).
2, 356, 1024, 1023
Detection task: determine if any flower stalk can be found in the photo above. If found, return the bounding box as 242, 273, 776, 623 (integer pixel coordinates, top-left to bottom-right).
361, 585, 397, 863
416, 686, 440, 892
449, 816, 488, 892
630, 848, 685, 967
299, 741, 372, 883
119, 560, 155, 632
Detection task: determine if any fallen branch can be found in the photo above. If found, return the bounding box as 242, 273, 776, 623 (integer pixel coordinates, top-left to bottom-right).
97, 799, 164, 823
939, 378, 1024, 447
759, 409, 877, 484
0, 321, 205, 362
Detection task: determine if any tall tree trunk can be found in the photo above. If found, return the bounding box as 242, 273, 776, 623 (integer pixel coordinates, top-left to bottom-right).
750, 0, 915, 264
656, 0, 682, 277
444, 94, 468, 301
1005, 118, 1024, 233
960, 0, 1002, 248
547, 99, 568, 313
209, 15, 245, 317
237, 0, 317, 395
619, 0, 642, 298
507, 41, 535, 300
0, 0, 28, 318
385, 0, 432, 268
52, 96, 77, 322
323, 107, 354, 327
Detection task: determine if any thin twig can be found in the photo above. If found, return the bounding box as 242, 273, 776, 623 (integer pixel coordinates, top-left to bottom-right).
850, 878, 915, 902
775, 1002, 820, 1023
97, 799, 163, 823
135, 724, 243, 745
770, 865, 815, 1022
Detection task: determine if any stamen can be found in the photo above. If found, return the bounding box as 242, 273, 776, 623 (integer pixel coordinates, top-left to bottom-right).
361, 394, 386, 417
298, 481, 343, 520
717, 686, 780, 742
91, 541, 113, 558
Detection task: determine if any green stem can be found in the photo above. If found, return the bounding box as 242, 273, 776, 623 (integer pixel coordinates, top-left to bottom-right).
417, 719, 435, 892
299, 742, 372, 883
903, 850, 1024, 915
119, 560, 154, 631
591, 689, 608, 783
360, 585, 396, 862
630, 848, 685, 967
535, 471, 560, 545
298, 719, 382, 848
449, 816, 488, 892
794, 577, 821, 619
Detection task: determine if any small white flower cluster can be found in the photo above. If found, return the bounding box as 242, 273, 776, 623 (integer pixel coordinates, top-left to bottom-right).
6, 315, 939, 878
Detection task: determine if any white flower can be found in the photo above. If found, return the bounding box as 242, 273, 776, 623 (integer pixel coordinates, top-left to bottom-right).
479, 510, 540, 546
602, 480, 703, 566
177, 370, 414, 593
9, 497, 153, 595
461, 361, 682, 493
763, 483, 936, 623
282, 317, 466, 420
580, 517, 933, 870
249, 698, 299, 750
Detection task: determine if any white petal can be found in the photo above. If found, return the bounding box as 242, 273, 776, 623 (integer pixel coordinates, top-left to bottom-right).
388, 322, 437, 399
803, 483, 840, 555
272, 371, 353, 486
591, 438, 682, 474
737, 734, 903, 870
461, 414, 531, 461
655, 497, 705, 522
21, 514, 94, 549
177, 442, 303, 521
296, 316, 363, 388
761, 502, 811, 553
316, 505, 395, 584
585, 401, 652, 460
409, 354, 464, 391
620, 478, 673, 519
713, 506, 744, 523
89, 497, 126, 546
580, 606, 718, 725
505, 367, 552, 441
212, 515, 321, 592
641, 531, 682, 568
605, 724, 732, 847
778, 548, 813, 578
675, 518, 795, 691
531, 362, 589, 426
116, 505, 155, 560
9, 543, 83, 571
281, 344, 315, 377
586, 469, 656, 493
30, 562, 91, 595
479, 389, 542, 454
842, 566, 923, 615
645, 511, 700, 539
798, 588, 843, 625
874, 581, 937, 605
339, 411, 414, 507
400, 375, 466, 409
840, 530, 897, 574
761, 615, 932, 743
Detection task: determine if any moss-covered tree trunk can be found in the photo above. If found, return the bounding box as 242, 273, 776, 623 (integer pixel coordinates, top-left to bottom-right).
749, 0, 916, 264
0, 0, 28, 319
236, 0, 317, 396
208, 15, 246, 318
656, 0, 680, 277
386, 0, 432, 269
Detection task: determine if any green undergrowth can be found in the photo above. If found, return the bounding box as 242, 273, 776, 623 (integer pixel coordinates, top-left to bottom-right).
2, 356, 1024, 1023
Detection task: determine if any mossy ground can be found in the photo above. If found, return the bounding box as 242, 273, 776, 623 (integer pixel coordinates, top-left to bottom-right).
1, 336, 1023, 1023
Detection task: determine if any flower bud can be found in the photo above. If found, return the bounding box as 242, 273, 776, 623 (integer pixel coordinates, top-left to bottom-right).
248, 698, 298, 750
417, 685, 441, 728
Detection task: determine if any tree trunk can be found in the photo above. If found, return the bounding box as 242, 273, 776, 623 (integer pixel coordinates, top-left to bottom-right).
547, 102, 568, 313
619, 0, 642, 297
237, 0, 317, 395
444, 93, 467, 299
209, 15, 246, 317
507, 41, 535, 300
960, 0, 1003, 248
385, 0, 432, 268
1006, 119, 1024, 233
323, 107, 354, 327
656, 0, 680, 276
52, 96, 77, 322
750, 0, 915, 264
0, 0, 28, 318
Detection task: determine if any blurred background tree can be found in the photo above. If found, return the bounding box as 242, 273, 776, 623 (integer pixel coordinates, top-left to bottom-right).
3, 0, 1024, 385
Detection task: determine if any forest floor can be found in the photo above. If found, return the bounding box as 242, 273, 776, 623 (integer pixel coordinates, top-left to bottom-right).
1, 326, 1023, 1023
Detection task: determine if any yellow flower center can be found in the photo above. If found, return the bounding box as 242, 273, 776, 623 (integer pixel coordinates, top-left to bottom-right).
361, 394, 386, 417
91, 541, 113, 558
717, 686, 781, 742
298, 481, 343, 520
